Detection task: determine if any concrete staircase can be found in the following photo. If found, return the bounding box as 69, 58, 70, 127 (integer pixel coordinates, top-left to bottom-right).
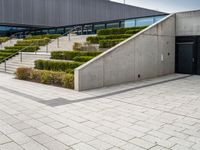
39, 35, 90, 52
0, 38, 20, 49
0, 52, 50, 74
0, 34, 91, 74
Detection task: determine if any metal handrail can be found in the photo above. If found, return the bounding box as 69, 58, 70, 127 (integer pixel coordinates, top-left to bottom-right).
49, 25, 82, 49
0, 25, 83, 72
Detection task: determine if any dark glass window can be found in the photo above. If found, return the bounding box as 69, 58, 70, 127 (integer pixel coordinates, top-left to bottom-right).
57, 28, 65, 34
107, 22, 120, 28
94, 24, 105, 32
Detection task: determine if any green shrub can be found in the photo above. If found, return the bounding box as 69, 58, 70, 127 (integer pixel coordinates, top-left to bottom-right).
51, 51, 102, 60
0, 52, 14, 57
65, 69, 74, 74
100, 34, 132, 40
15, 38, 50, 46
99, 39, 125, 48
15, 68, 32, 80
0, 37, 9, 43
16, 68, 74, 89
0, 49, 19, 53
73, 56, 94, 62
86, 37, 99, 44
125, 29, 142, 34
0, 56, 5, 61
97, 26, 147, 35
73, 42, 82, 51
34, 60, 83, 72
87, 34, 132, 44
5, 46, 39, 52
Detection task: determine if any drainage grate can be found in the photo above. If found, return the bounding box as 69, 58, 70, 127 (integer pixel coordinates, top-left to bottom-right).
42, 98, 73, 107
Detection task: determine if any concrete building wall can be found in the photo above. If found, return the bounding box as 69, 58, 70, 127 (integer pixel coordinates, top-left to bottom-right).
75, 14, 176, 91
0, 0, 164, 27
176, 10, 200, 36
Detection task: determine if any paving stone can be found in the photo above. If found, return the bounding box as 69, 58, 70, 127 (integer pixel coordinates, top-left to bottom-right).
37, 125, 60, 136
168, 137, 195, 147
130, 138, 156, 149
22, 140, 48, 150
55, 133, 80, 146
22, 128, 42, 136
72, 143, 97, 150
142, 135, 176, 148
111, 131, 134, 141
0, 134, 12, 144
88, 139, 113, 150
71, 132, 95, 142
60, 126, 79, 135
32, 134, 55, 144
171, 144, 194, 150
12, 122, 31, 130
48, 121, 66, 129
97, 134, 127, 147
8, 132, 31, 145
0, 142, 23, 150
44, 140, 71, 150
0, 125, 18, 134
149, 145, 169, 150
120, 143, 146, 150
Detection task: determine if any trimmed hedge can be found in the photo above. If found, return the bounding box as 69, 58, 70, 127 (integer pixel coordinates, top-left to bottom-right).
35, 60, 83, 72
5, 46, 39, 52
16, 68, 74, 89
97, 26, 147, 35
99, 39, 125, 48
0, 37, 9, 44
86, 37, 99, 44
125, 29, 142, 34
0, 49, 18, 53
73, 56, 94, 62
15, 38, 50, 46
87, 34, 132, 44
25, 34, 60, 40
0, 52, 14, 57
51, 51, 102, 60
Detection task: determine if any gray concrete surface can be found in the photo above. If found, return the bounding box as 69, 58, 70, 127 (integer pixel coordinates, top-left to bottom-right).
75, 14, 176, 91
0, 73, 200, 150
176, 10, 200, 36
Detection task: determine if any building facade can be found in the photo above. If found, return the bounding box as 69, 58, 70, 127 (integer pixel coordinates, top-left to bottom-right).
0, 0, 166, 36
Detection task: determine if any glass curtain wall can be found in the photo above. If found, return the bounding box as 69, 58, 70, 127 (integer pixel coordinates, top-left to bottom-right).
0, 15, 166, 37
124, 15, 165, 28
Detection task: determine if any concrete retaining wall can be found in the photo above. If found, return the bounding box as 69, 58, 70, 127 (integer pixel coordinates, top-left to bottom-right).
75, 14, 176, 91
176, 10, 200, 36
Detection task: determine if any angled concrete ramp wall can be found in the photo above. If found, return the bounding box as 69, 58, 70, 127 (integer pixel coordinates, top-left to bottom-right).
75, 14, 176, 91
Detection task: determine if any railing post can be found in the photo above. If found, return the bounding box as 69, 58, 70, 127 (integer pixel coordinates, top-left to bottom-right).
57, 38, 59, 48
46, 45, 48, 53
4, 61, 6, 72
20, 52, 22, 62
68, 33, 71, 41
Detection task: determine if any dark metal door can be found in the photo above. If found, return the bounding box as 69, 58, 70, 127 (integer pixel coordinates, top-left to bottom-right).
176, 43, 194, 74
197, 38, 200, 75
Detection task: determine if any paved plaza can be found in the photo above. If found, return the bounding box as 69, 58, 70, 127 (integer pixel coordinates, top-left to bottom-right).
0, 73, 200, 150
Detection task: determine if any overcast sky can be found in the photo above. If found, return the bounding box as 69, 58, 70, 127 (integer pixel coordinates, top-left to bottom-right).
111, 0, 200, 13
